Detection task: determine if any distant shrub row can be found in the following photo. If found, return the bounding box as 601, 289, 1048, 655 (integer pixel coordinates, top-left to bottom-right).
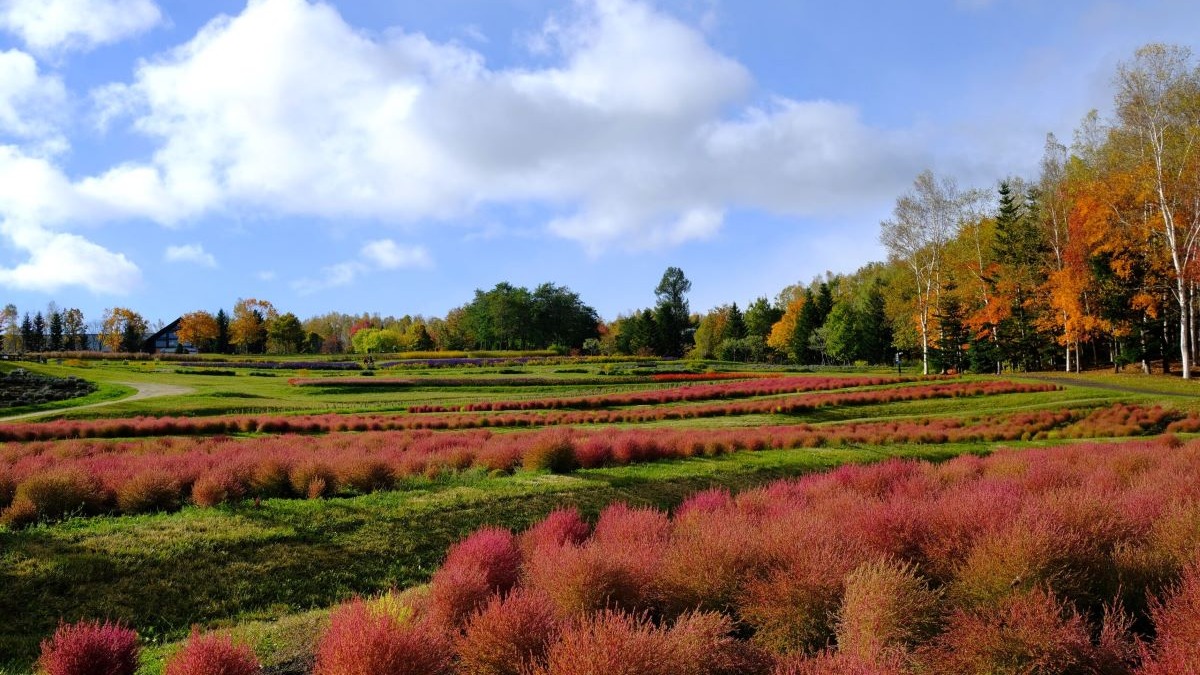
0, 402, 1180, 526
406, 375, 915, 413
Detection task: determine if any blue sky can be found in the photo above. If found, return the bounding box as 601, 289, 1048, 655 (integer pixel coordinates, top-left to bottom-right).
0, 0, 1196, 328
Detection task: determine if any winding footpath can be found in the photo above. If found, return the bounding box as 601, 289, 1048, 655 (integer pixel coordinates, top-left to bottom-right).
0, 381, 193, 422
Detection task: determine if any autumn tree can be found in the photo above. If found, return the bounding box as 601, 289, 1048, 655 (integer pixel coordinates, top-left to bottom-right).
1111, 43, 1200, 377
62, 308, 85, 350
230, 298, 276, 354
1, 304, 18, 352
880, 170, 978, 374
100, 307, 148, 353
177, 311, 219, 353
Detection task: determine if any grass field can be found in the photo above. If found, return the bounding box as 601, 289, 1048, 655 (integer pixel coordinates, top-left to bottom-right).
2, 356, 1200, 673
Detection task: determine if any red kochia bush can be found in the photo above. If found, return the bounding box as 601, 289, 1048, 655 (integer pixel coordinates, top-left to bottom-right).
1139, 563, 1200, 674
456, 590, 564, 675
164, 630, 260, 675
37, 620, 139, 675
314, 599, 451, 675
519, 507, 591, 555
115, 471, 182, 514
916, 588, 1100, 674
529, 610, 768, 675
430, 527, 523, 626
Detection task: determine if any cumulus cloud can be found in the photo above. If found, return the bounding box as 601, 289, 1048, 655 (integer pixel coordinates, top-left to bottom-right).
0, 0, 163, 53
164, 243, 216, 267
0, 0, 925, 296
0, 49, 67, 150
0, 221, 140, 293
93, 0, 918, 253
361, 239, 432, 269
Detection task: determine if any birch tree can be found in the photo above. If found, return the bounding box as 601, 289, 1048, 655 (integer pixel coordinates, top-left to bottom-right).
1113, 43, 1200, 378
880, 170, 977, 374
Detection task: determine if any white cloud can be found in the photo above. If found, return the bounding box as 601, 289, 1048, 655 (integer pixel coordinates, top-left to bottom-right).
163, 243, 216, 267
361, 239, 431, 269
0, 145, 148, 294
0, 49, 66, 149
91, 0, 918, 253
0, 0, 163, 53
292, 261, 365, 295
0, 221, 140, 294
256, 270, 276, 282
293, 238, 432, 294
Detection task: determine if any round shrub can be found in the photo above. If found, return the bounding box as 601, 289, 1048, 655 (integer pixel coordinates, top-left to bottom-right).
314, 599, 451, 675
38, 620, 139, 675
915, 588, 1100, 674
164, 630, 259, 675
6, 469, 106, 526
116, 471, 182, 514
191, 469, 246, 508
430, 527, 522, 626
337, 458, 394, 494
248, 459, 293, 498
289, 461, 337, 499
836, 558, 940, 661
522, 432, 579, 474
456, 590, 563, 675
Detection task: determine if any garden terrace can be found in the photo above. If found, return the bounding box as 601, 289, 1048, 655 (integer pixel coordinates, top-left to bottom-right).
0, 379, 1056, 442
403, 375, 922, 413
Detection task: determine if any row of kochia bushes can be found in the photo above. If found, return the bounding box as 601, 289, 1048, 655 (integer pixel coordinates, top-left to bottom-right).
289, 371, 780, 389
0, 379, 1053, 443
0, 402, 1181, 527
33, 439, 1200, 673
404, 375, 917, 413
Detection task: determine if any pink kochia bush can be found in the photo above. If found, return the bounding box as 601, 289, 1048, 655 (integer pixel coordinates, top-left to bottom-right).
0, 400, 1185, 525
164, 630, 260, 675
309, 438, 1200, 673
407, 375, 921, 413
314, 598, 452, 675
37, 620, 139, 675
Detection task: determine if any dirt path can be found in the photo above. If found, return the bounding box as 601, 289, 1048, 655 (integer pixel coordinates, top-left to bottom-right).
0, 381, 194, 422
1022, 374, 1200, 398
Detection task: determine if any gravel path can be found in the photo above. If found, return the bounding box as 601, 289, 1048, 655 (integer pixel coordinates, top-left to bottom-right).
1022, 374, 1200, 398
0, 381, 193, 422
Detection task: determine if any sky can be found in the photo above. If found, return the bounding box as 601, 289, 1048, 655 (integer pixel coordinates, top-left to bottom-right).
0, 0, 1196, 327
